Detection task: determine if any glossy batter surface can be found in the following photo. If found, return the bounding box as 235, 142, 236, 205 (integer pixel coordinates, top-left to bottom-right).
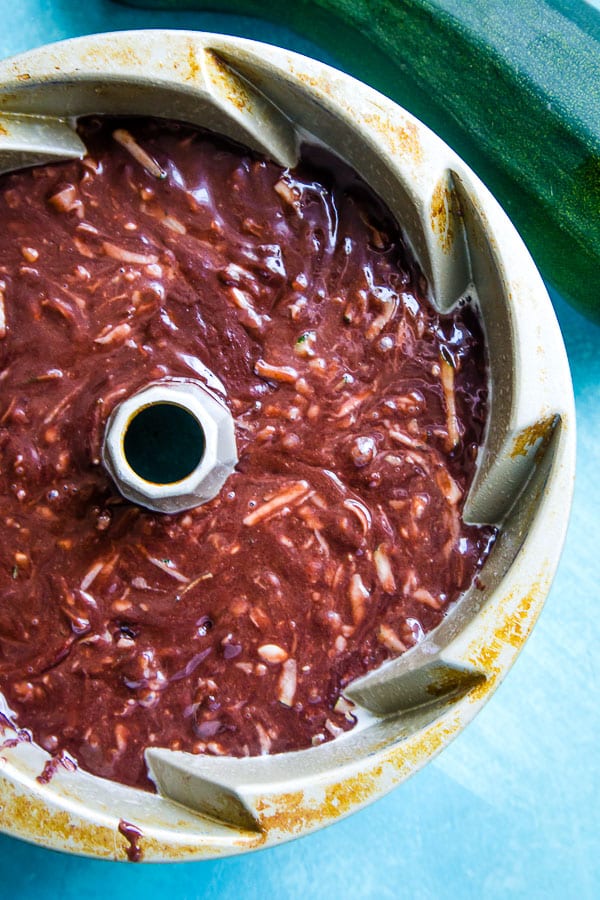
0, 118, 494, 789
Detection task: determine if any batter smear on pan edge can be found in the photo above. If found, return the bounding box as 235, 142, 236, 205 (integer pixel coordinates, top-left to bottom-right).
0, 118, 495, 789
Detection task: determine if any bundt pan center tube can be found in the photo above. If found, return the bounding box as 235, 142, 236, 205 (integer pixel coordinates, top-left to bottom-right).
0, 31, 574, 861
102, 377, 238, 514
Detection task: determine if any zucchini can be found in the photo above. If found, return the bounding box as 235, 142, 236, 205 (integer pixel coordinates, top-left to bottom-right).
116, 0, 600, 322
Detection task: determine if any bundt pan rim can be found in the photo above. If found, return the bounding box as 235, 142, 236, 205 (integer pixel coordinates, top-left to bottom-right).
0, 30, 575, 861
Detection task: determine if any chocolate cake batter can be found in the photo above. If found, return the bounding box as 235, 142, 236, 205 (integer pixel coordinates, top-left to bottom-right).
0, 118, 495, 789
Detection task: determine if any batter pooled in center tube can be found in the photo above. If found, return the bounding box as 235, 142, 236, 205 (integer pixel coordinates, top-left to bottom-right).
0, 118, 495, 789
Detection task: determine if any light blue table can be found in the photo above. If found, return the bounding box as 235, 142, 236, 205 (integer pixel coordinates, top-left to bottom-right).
1, 3, 598, 897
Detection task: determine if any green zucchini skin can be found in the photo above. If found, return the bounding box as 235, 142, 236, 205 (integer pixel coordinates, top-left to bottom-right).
116, 0, 600, 322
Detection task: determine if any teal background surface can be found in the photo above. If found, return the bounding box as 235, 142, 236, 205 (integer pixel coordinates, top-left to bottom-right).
0, 2, 598, 897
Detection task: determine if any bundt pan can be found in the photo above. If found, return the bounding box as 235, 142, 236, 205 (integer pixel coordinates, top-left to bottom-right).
0, 31, 575, 860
